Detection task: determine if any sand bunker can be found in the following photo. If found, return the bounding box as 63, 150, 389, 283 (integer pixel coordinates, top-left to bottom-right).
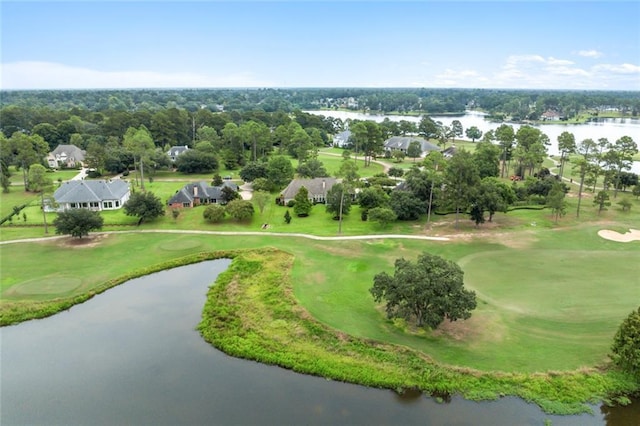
598, 229, 640, 242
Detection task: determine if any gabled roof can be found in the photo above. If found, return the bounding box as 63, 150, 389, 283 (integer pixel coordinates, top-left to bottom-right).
54, 180, 129, 203
280, 178, 339, 200
383, 136, 440, 153
167, 145, 189, 156
167, 181, 238, 205
50, 144, 86, 161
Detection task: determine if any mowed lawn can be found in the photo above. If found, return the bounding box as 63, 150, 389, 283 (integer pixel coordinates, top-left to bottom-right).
290, 227, 640, 373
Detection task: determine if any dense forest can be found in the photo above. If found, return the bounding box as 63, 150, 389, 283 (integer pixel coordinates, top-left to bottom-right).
2, 88, 639, 119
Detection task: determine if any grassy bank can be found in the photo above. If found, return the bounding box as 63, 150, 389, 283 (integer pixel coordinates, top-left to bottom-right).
199, 247, 638, 415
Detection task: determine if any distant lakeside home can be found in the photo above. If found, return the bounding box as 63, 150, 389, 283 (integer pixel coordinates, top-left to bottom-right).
47, 144, 86, 169
50, 179, 130, 212
278, 177, 339, 205
168, 181, 239, 208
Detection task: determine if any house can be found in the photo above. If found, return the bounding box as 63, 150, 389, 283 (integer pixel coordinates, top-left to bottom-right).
47, 144, 86, 169
278, 178, 339, 205
442, 146, 457, 158
332, 130, 352, 148
383, 136, 440, 157
167, 181, 239, 208
540, 110, 561, 121
51, 179, 130, 212
167, 145, 189, 161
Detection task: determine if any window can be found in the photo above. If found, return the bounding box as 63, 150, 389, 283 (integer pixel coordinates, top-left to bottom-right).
182, 202, 190, 208
90, 202, 99, 208
115, 201, 120, 207
70, 203, 77, 208
104, 201, 113, 209
81, 202, 88, 208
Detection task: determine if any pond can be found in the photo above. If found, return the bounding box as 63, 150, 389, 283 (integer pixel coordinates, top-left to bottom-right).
1, 261, 637, 425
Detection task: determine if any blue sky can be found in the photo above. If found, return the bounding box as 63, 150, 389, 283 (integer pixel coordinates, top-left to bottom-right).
2, 1, 639, 90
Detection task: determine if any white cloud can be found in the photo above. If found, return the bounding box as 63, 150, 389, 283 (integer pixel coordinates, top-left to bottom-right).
593, 63, 640, 75
576, 49, 603, 58
0, 62, 274, 89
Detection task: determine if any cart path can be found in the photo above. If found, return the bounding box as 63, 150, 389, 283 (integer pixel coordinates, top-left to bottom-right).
0, 229, 450, 245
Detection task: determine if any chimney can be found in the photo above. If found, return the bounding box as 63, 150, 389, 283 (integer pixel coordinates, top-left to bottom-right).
193, 186, 198, 197
322, 179, 326, 190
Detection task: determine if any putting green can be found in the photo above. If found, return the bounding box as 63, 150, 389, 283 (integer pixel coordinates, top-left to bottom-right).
459, 250, 639, 322
7, 276, 83, 297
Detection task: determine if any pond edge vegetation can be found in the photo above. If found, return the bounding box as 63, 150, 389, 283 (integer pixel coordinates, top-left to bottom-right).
2, 247, 638, 415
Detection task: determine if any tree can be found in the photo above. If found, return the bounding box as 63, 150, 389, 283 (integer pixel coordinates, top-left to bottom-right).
293, 186, 313, 217
175, 150, 219, 174
465, 126, 483, 143
610, 136, 638, 199
27, 164, 53, 233
444, 150, 480, 228
203, 204, 225, 223
225, 199, 255, 221
418, 116, 440, 140
53, 208, 104, 239
573, 138, 597, 218
124, 191, 165, 225
266, 155, 294, 189
368, 207, 397, 228
547, 181, 567, 223
451, 120, 463, 143
297, 158, 328, 178
611, 306, 640, 376
370, 252, 477, 330
557, 131, 576, 179
239, 161, 268, 182
633, 184, 640, 199
593, 190, 611, 214
252, 191, 271, 214
284, 209, 292, 224
220, 185, 241, 204
387, 167, 404, 178
617, 198, 632, 212
123, 126, 155, 190
357, 186, 389, 213
336, 159, 360, 183
390, 190, 426, 220
473, 141, 500, 179
495, 124, 515, 178
325, 183, 352, 219
407, 140, 422, 163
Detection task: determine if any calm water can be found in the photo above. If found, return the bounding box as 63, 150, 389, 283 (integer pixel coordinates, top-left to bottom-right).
307, 110, 640, 173
1, 261, 638, 425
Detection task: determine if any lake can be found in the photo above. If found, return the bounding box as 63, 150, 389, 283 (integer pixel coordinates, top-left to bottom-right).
1, 261, 638, 425
306, 110, 640, 173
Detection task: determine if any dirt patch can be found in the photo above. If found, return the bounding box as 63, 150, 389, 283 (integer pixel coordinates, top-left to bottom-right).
598, 228, 640, 243
431, 312, 505, 344
57, 234, 109, 248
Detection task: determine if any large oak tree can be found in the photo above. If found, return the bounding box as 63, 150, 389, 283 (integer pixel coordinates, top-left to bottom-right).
370, 252, 477, 330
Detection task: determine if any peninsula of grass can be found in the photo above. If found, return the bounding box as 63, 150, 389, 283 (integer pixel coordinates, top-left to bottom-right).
199, 247, 638, 415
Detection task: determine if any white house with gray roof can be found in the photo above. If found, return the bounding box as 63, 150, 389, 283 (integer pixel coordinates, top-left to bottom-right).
167, 145, 189, 161
50, 180, 130, 212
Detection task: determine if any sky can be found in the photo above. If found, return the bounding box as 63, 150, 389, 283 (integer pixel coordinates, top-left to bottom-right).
1, 1, 639, 90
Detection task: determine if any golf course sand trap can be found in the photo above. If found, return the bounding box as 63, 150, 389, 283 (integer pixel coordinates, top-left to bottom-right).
598, 228, 640, 242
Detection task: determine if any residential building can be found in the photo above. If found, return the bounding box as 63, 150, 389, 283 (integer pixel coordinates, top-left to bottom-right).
51, 179, 130, 212
383, 136, 440, 156
47, 144, 86, 169
278, 177, 339, 205
167, 181, 239, 208
167, 145, 189, 161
